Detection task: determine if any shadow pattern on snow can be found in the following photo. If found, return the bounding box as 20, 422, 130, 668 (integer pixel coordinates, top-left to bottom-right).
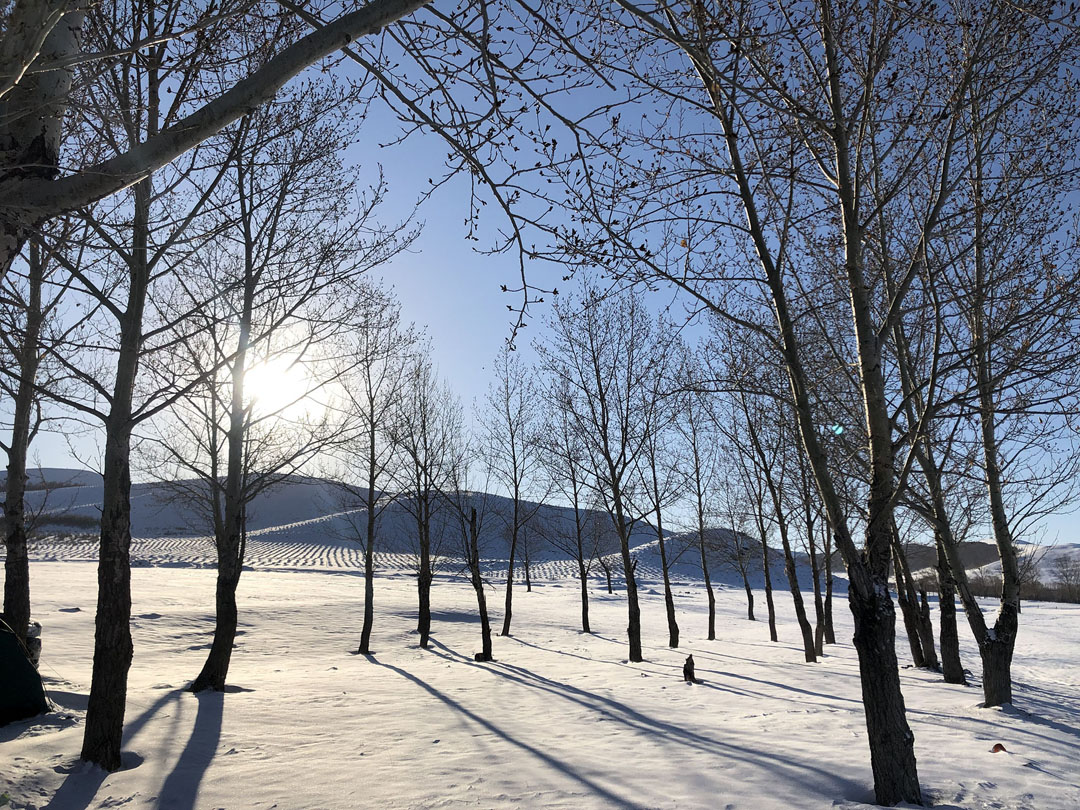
156, 691, 224, 810
422, 638, 865, 801
368, 652, 638, 807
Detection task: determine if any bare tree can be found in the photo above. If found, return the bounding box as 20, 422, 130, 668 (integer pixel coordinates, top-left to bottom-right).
40, 3, 250, 766
712, 470, 757, 624
480, 347, 545, 637
447, 449, 495, 661
1052, 553, 1080, 603
141, 81, 397, 691
536, 283, 662, 662
635, 329, 684, 648
1, 228, 84, 643
539, 378, 597, 632
330, 286, 417, 655
675, 358, 721, 640
389, 357, 463, 649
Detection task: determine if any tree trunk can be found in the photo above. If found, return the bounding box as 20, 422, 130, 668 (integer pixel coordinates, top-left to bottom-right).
418, 572, 432, 648
823, 526, 836, 645
192, 195, 256, 693
690, 435, 716, 640
358, 421, 379, 655
190, 556, 241, 692
755, 515, 778, 642
601, 558, 613, 594
468, 509, 492, 661
894, 545, 926, 669
359, 541, 375, 654
657, 525, 679, 648
80, 176, 151, 772
523, 532, 533, 593
2, 240, 44, 645
979, 603, 1017, 706
501, 528, 517, 636
698, 534, 716, 640
612, 494, 642, 662
81, 424, 135, 772
473, 570, 493, 661
807, 529, 826, 657
418, 515, 432, 648
777, 520, 815, 663
935, 537, 966, 685
577, 558, 591, 634
891, 525, 938, 669
741, 573, 755, 621
849, 582, 921, 805
916, 590, 938, 671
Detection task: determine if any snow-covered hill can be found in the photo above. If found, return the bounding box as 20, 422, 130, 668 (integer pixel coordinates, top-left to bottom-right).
7, 468, 824, 590
968, 540, 1080, 583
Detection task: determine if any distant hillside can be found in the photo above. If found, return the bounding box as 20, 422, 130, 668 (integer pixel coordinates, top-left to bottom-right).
8, 467, 822, 590
902, 541, 1003, 574
0, 467, 102, 491
829, 541, 1004, 579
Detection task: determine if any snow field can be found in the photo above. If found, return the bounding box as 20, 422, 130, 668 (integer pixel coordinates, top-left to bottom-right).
2, 562, 1079, 809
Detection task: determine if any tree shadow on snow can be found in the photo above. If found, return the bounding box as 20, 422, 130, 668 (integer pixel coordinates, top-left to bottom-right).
31, 688, 185, 810
505, 635, 862, 708
43, 762, 109, 810
1007, 683, 1080, 743
123, 687, 186, 746
156, 690, 224, 810
367, 653, 638, 808
424, 639, 866, 801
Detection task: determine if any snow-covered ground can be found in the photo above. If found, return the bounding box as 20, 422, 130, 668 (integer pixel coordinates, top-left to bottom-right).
3, 559, 1079, 810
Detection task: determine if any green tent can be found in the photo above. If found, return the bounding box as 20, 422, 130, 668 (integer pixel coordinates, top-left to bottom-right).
0, 618, 48, 725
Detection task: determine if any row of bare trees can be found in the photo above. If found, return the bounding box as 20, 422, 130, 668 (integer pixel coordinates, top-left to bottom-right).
527, 1, 1080, 803
4, 1, 1080, 805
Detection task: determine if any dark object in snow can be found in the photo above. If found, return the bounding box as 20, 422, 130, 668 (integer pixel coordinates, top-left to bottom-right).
683, 654, 701, 684
0, 617, 49, 725
990, 743, 1008, 753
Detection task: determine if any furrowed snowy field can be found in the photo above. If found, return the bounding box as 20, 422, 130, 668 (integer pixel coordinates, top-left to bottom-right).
3, 560, 1080, 810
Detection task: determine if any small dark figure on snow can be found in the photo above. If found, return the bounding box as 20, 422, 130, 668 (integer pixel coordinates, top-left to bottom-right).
683, 654, 700, 684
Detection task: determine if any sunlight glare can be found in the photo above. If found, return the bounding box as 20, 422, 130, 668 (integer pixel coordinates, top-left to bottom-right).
244, 356, 320, 419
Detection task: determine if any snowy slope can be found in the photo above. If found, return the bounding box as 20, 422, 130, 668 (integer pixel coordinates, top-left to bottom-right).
1, 564, 1078, 810
12, 469, 822, 591
967, 540, 1080, 583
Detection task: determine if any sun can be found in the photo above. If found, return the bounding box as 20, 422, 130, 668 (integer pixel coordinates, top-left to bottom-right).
243, 356, 321, 419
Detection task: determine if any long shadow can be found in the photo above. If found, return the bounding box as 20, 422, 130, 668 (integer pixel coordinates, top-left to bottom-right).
905, 693, 1080, 752
28, 688, 183, 810
424, 640, 864, 797
717, 670, 863, 707
156, 691, 224, 810
458, 636, 773, 703
1010, 683, 1080, 742
43, 764, 108, 810
123, 687, 185, 745
506, 636, 862, 708
367, 654, 637, 807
